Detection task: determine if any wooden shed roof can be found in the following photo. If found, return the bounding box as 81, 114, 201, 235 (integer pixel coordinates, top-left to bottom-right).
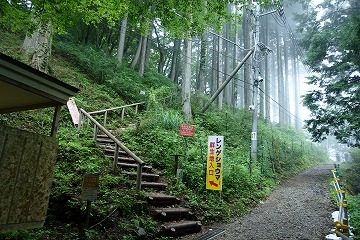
0, 53, 79, 114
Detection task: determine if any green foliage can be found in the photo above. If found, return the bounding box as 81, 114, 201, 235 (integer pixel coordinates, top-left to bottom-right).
296, 0, 360, 147
0, 0, 128, 36
342, 149, 360, 194
121, 102, 329, 223
0, 107, 54, 136
338, 149, 360, 239
0, 1, 32, 34
77, 0, 128, 27
49, 127, 160, 239
53, 40, 175, 103
347, 195, 360, 240
0, 28, 327, 239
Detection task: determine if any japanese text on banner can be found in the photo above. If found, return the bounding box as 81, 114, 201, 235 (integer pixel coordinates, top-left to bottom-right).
206, 136, 224, 191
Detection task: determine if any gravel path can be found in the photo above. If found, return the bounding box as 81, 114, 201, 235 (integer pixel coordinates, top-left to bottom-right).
183, 164, 336, 240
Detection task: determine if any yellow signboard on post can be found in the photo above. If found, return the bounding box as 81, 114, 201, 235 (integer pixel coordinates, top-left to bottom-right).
206, 136, 224, 191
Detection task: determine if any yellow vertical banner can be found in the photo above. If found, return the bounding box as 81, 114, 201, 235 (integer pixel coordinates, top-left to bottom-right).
206, 136, 224, 191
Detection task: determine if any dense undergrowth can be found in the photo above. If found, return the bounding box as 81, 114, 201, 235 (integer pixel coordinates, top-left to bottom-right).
0, 31, 329, 239
341, 149, 360, 240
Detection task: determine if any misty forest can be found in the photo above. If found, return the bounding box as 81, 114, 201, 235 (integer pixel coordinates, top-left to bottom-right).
0, 0, 359, 239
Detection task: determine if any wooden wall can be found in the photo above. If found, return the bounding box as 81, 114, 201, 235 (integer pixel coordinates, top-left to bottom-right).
0, 125, 58, 232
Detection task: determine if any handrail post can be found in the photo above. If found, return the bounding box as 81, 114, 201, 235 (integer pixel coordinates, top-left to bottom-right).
79, 108, 145, 193
121, 108, 125, 121
136, 164, 143, 191
104, 110, 108, 127
113, 144, 119, 173
342, 195, 349, 237
78, 112, 83, 131
171, 154, 182, 177
93, 125, 98, 141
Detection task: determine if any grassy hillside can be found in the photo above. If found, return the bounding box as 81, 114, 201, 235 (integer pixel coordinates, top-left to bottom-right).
0, 31, 330, 240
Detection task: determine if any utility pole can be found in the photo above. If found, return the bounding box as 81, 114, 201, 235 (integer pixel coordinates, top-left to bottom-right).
250, 4, 273, 165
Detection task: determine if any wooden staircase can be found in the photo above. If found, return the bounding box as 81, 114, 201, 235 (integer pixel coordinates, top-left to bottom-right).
96, 134, 202, 238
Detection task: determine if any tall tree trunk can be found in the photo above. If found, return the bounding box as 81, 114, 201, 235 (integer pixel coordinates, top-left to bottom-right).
243, 9, 253, 109
283, 35, 291, 124
292, 53, 301, 129
276, 26, 285, 126
211, 33, 218, 96
139, 35, 148, 76
270, 49, 277, 122
145, 32, 152, 68
153, 24, 165, 74
96, 23, 107, 49
117, 13, 128, 63
22, 22, 52, 74
233, 30, 239, 108
224, 3, 232, 107
83, 25, 91, 44
197, 35, 207, 94
182, 39, 192, 120
169, 39, 180, 83
130, 36, 143, 70
237, 26, 244, 108
217, 34, 223, 110
105, 28, 113, 54
264, 15, 271, 122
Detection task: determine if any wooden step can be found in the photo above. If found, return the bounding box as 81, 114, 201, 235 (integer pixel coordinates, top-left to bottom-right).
97, 138, 114, 144
118, 162, 152, 172
123, 171, 159, 182
161, 220, 201, 236
103, 148, 129, 156
106, 155, 136, 164
96, 134, 113, 139
145, 193, 180, 207
152, 208, 191, 221
141, 182, 167, 190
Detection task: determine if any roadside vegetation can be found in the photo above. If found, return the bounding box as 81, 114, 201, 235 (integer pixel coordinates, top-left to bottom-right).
341, 149, 360, 240
0, 32, 329, 239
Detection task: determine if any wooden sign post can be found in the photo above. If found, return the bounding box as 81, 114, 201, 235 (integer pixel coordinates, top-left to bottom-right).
81, 174, 99, 228
178, 124, 195, 180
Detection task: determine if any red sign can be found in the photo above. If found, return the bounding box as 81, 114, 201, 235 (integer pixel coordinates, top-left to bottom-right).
180, 124, 194, 137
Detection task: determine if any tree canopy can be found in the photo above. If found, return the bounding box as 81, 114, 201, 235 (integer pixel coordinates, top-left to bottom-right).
1, 0, 273, 38
295, 0, 360, 147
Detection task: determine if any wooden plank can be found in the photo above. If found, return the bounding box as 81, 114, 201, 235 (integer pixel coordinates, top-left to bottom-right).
26, 137, 57, 222
0, 133, 25, 224
7, 137, 41, 224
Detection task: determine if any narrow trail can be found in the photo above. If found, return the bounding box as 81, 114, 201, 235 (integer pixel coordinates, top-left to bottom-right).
184, 164, 336, 240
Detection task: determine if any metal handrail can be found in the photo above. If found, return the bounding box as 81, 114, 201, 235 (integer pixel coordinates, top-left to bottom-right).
327, 166, 353, 240
78, 108, 144, 191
